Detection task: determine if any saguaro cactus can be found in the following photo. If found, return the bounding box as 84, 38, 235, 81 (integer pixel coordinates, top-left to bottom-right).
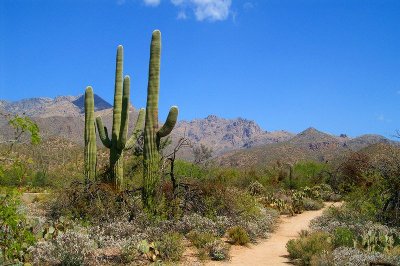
143, 30, 179, 209
84, 86, 97, 180
96, 45, 145, 189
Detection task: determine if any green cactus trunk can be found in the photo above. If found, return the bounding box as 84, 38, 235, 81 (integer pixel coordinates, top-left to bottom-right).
96, 45, 145, 190
84, 86, 97, 181
143, 30, 179, 210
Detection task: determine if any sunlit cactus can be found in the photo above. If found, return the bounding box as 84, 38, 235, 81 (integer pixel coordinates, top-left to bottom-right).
142, 30, 179, 210
84, 86, 97, 180
96, 45, 145, 189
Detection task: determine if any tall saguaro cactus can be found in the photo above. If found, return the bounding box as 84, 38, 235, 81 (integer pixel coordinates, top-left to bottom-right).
96, 45, 145, 189
84, 86, 97, 180
143, 30, 179, 209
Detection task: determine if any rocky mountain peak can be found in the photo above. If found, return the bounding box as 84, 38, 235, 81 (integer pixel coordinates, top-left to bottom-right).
173, 115, 293, 155
72, 94, 112, 113
0, 94, 112, 117
205, 114, 219, 121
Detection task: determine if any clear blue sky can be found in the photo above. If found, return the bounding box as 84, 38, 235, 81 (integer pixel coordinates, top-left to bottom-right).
1, 0, 399, 138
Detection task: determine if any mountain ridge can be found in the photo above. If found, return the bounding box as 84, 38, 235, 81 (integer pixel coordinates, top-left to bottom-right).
0, 95, 396, 160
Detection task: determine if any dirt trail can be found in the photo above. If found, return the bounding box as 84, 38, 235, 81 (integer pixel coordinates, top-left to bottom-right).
207, 202, 341, 266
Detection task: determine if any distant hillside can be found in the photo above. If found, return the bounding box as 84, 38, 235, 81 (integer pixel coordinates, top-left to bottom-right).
172, 115, 294, 155
0, 94, 112, 117
217, 128, 398, 167
0, 95, 396, 162
0, 96, 294, 156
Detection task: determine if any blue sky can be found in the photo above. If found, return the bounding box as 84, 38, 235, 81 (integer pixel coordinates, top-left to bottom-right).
1, 0, 399, 138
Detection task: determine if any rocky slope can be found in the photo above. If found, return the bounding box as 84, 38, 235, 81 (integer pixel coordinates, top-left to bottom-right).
0, 94, 112, 117
1, 95, 396, 163
173, 115, 294, 155
0, 95, 294, 156
217, 127, 396, 167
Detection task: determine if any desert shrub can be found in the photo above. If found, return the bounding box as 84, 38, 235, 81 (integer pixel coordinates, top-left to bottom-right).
317, 184, 342, 202
336, 147, 400, 227
29, 228, 95, 265
187, 230, 216, 249
310, 205, 368, 234
175, 213, 218, 235
206, 239, 230, 261
134, 239, 160, 263
333, 227, 355, 248
121, 240, 141, 263
31, 171, 52, 187
174, 160, 208, 179
248, 180, 265, 196
309, 251, 334, 266
237, 206, 278, 241
223, 187, 261, 219
156, 232, 184, 262
387, 245, 400, 255
286, 231, 333, 265
332, 246, 400, 266
337, 152, 372, 191
284, 162, 328, 190
90, 219, 148, 248
302, 198, 324, 211
0, 189, 36, 264
227, 226, 250, 245
0, 160, 35, 187
49, 180, 142, 222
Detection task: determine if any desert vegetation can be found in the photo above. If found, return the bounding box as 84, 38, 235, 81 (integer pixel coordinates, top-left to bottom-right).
286, 145, 400, 265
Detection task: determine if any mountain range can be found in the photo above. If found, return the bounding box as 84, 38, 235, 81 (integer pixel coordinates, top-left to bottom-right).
0, 95, 397, 164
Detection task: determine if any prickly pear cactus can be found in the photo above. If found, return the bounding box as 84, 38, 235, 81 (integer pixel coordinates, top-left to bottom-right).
360, 229, 395, 252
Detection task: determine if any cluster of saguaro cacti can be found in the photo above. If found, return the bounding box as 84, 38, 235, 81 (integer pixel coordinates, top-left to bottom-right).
83, 30, 177, 200
142, 30, 178, 209
84, 86, 97, 180
95, 45, 145, 189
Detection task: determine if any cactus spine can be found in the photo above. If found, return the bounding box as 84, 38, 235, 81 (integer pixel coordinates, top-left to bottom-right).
96, 45, 145, 189
142, 30, 179, 209
84, 86, 97, 180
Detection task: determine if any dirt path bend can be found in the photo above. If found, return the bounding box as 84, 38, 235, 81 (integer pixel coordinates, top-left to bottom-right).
208, 202, 342, 266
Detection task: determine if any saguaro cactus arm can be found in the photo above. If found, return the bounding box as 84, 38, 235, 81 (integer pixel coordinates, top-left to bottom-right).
157, 106, 178, 138
125, 108, 145, 150
96, 117, 111, 148
118, 75, 130, 150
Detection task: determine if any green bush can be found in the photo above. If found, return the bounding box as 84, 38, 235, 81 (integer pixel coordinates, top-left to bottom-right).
156, 232, 184, 262
284, 162, 328, 190
0, 189, 36, 264
187, 230, 216, 249
309, 251, 334, 266
227, 226, 250, 245
206, 239, 230, 261
286, 231, 333, 265
31, 171, 52, 187
302, 198, 324, 211
49, 181, 141, 222
174, 160, 208, 179
333, 227, 354, 248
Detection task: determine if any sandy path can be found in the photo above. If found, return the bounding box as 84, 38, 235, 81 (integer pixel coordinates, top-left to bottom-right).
207, 202, 341, 266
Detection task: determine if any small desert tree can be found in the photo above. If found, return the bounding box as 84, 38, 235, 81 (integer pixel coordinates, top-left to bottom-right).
192, 144, 213, 165
0, 112, 41, 162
